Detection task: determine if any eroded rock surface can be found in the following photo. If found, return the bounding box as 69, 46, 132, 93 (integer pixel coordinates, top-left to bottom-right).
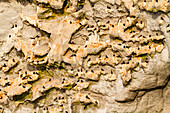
0, 0, 170, 113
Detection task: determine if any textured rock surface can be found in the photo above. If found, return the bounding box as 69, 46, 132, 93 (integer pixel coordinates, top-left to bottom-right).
0, 0, 170, 113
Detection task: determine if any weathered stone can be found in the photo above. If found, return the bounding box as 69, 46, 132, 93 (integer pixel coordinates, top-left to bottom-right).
32, 43, 50, 56
163, 81, 170, 113
115, 75, 137, 102
0, 0, 170, 112
135, 89, 164, 113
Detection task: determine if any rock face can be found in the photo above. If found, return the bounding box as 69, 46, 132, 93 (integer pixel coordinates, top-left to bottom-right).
0, 0, 170, 113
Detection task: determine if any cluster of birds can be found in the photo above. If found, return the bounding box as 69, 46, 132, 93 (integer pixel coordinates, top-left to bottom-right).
0, 0, 169, 112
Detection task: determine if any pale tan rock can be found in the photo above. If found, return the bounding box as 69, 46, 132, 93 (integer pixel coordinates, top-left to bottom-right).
19, 13, 38, 27
138, 0, 170, 12
73, 80, 89, 91
104, 73, 117, 81
2, 59, 18, 72
0, 0, 169, 112
0, 78, 11, 87
2, 34, 16, 54
47, 107, 60, 113
2, 77, 31, 97
136, 21, 145, 29
72, 93, 99, 106
30, 84, 43, 101
0, 91, 8, 104
85, 70, 105, 81
32, 43, 50, 56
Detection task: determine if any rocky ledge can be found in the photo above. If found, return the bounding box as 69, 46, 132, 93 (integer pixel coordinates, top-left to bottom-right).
0, 0, 170, 113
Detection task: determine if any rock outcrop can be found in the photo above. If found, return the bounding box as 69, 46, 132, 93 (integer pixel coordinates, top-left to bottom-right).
0, 0, 170, 113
